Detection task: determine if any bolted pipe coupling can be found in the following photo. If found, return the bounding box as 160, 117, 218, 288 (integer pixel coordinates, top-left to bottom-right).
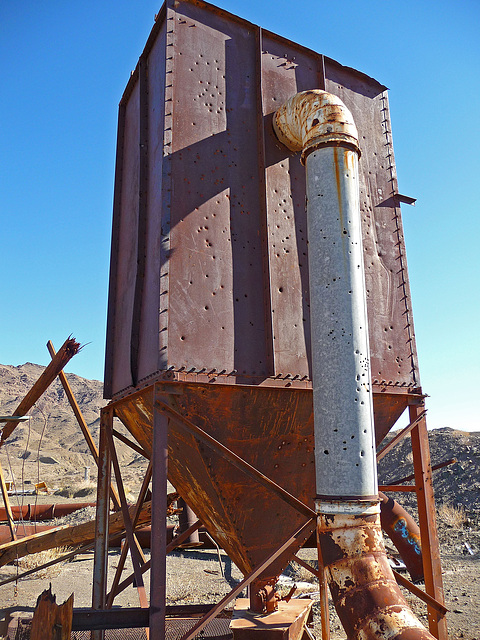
273, 90, 360, 163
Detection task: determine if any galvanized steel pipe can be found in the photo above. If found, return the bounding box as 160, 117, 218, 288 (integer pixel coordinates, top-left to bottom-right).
274, 90, 376, 499
274, 90, 434, 640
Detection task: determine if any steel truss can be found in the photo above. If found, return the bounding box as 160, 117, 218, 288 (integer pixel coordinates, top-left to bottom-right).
90, 383, 448, 640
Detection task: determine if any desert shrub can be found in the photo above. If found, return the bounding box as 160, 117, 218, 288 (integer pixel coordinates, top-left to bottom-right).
54, 484, 76, 498
17, 547, 69, 579
74, 483, 97, 498
438, 503, 466, 528
55, 481, 137, 502
284, 560, 317, 583
55, 481, 97, 498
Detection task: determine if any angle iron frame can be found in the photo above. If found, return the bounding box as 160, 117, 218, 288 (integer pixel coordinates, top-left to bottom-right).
91, 383, 448, 640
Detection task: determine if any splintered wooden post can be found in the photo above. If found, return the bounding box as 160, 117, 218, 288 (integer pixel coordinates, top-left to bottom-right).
47, 340, 100, 464
30, 586, 73, 640
46, 340, 121, 510
0, 337, 81, 446
0, 458, 16, 541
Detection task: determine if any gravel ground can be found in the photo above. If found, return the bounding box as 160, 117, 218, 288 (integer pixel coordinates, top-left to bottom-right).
0, 426, 479, 638
0, 510, 479, 640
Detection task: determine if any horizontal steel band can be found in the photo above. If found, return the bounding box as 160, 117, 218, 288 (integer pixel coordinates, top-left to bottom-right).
302, 137, 361, 163
315, 498, 380, 516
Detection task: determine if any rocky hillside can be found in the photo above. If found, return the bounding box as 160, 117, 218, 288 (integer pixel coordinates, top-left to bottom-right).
0, 363, 144, 492
378, 427, 480, 520
0, 363, 479, 518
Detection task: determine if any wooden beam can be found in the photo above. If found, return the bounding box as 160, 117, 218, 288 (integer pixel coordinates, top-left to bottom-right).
0, 337, 80, 446
46, 340, 121, 510
0, 500, 152, 567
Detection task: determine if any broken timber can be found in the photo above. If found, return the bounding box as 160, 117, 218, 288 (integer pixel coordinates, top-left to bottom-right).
30, 587, 74, 640
46, 339, 121, 510
0, 500, 152, 567
0, 337, 81, 445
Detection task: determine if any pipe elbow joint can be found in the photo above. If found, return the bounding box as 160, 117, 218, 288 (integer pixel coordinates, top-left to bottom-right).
273, 89, 360, 163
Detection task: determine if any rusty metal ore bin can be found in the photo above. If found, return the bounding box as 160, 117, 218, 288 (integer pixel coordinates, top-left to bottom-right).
105, 0, 420, 426
99, 1, 446, 636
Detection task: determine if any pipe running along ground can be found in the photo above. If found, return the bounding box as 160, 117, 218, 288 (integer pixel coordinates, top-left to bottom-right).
273, 90, 434, 640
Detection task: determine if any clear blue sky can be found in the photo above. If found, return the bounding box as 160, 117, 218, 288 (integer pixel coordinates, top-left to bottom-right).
1, 1, 479, 431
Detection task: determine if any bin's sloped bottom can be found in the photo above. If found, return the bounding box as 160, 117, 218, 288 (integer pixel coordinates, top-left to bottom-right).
114, 381, 316, 581
113, 380, 412, 582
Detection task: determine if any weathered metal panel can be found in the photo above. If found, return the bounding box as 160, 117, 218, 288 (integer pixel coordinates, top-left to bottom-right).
109, 80, 140, 394
324, 58, 419, 391
114, 382, 316, 579
166, 7, 270, 376
104, 103, 126, 399
261, 35, 320, 378
136, 26, 168, 383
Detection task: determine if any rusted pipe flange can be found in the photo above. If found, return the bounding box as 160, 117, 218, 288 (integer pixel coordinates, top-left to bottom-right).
273, 89, 360, 163
316, 500, 432, 640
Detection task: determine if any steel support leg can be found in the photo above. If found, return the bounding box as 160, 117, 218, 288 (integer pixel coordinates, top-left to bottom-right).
91, 407, 113, 640
410, 404, 448, 640
149, 385, 169, 638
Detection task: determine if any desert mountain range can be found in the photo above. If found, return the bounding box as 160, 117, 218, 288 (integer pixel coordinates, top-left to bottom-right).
0, 362, 478, 518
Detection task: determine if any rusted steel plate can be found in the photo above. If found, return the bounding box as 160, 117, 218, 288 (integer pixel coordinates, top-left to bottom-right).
112, 381, 316, 578
231, 598, 313, 640
324, 59, 420, 392
107, 80, 140, 396
114, 379, 413, 455
372, 392, 409, 445
261, 34, 321, 378
112, 379, 417, 578
113, 386, 155, 457
166, 7, 270, 377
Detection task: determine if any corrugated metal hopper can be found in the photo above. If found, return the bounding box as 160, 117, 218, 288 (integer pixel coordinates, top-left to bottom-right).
104, 0, 425, 604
